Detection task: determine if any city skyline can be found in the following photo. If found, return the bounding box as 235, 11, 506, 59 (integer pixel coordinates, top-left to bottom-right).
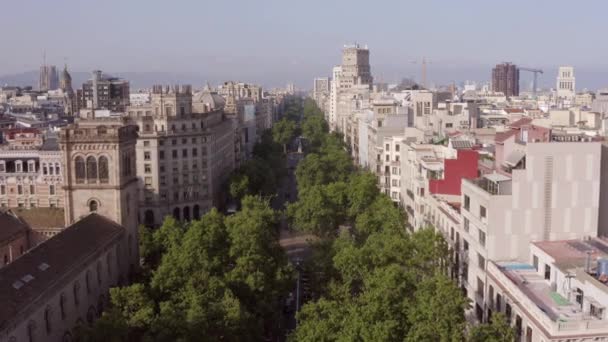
2, 0, 608, 89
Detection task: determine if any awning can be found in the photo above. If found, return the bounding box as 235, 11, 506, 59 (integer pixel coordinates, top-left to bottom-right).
504, 150, 526, 167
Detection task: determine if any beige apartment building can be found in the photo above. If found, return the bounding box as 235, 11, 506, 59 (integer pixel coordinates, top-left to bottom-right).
126, 85, 235, 226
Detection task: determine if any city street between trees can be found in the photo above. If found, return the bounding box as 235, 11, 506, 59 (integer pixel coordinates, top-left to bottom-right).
76, 97, 514, 342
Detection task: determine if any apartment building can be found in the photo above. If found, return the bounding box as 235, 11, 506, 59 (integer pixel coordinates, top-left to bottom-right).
460, 141, 602, 322
487, 238, 608, 341
125, 85, 235, 227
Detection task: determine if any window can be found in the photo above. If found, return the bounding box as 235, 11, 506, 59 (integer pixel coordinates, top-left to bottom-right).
480, 205, 486, 219
464, 195, 470, 211
477, 277, 484, 299
144, 152, 151, 161
385, 144, 390, 151
143, 141, 150, 147
182, 149, 188, 157
145, 177, 152, 187
386, 155, 389, 162
55, 164, 60, 175
30, 184, 35, 195
89, 200, 98, 212
478, 253, 485, 270
192, 148, 198, 156
395, 144, 400, 152
478, 229, 486, 247
144, 164, 151, 173
59, 293, 67, 320
172, 150, 178, 159
44, 306, 52, 334
533, 255, 539, 271
49, 185, 55, 195
73, 281, 80, 306
86, 156, 97, 182
98, 156, 109, 183
463, 217, 470, 232
17, 185, 23, 195
0, 163, 4, 172
159, 151, 165, 160
496, 293, 502, 311
75, 157, 85, 183
544, 264, 551, 280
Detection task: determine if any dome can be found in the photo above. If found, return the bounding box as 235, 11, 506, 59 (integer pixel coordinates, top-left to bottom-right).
193, 88, 226, 111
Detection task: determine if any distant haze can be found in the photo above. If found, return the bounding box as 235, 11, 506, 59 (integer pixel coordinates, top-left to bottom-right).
1, 0, 607, 90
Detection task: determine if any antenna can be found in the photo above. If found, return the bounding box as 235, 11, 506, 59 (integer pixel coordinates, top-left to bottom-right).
43, 50, 47, 67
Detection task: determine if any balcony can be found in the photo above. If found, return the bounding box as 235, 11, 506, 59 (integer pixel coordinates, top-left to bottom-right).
466, 174, 512, 196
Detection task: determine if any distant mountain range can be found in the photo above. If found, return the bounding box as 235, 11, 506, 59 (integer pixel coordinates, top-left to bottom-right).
2, 66, 607, 92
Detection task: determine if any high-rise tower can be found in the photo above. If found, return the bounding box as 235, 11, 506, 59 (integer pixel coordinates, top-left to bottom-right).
492, 63, 519, 98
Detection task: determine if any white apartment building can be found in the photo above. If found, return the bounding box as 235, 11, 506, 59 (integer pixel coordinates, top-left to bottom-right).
328, 66, 342, 130
487, 238, 608, 341
460, 141, 602, 323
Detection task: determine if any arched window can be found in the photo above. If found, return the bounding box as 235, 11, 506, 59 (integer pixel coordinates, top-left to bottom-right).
44, 306, 52, 334
128, 234, 133, 256
27, 320, 36, 342
86, 156, 97, 182
106, 252, 112, 277
75, 157, 85, 184
86, 270, 91, 293
193, 205, 201, 220
89, 200, 98, 212
97, 261, 102, 284
183, 206, 191, 221
98, 156, 109, 183
86, 305, 96, 325
62, 332, 73, 342
144, 210, 155, 227
173, 207, 181, 221
55, 163, 60, 175
73, 281, 80, 306
59, 293, 67, 320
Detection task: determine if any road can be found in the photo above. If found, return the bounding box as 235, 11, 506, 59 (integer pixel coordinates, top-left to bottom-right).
272, 141, 316, 341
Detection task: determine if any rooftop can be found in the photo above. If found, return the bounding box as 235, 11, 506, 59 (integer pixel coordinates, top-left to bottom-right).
533, 238, 608, 272
0, 211, 29, 245
0, 214, 124, 329
495, 261, 588, 323
13, 207, 65, 229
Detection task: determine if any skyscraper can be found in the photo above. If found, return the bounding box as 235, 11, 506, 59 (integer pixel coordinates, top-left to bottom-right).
492, 62, 519, 98
39, 64, 59, 91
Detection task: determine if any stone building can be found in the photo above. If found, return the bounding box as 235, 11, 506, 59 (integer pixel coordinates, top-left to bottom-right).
125, 85, 235, 227
0, 117, 140, 342
0, 214, 132, 342
0, 211, 29, 268
0, 130, 64, 209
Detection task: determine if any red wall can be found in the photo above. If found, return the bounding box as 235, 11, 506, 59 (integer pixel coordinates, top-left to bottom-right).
429, 149, 479, 195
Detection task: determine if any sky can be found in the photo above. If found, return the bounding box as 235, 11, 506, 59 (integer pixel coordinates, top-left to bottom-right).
1, 0, 608, 89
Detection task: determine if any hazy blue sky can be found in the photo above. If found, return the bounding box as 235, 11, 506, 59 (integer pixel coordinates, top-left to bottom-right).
2, 0, 607, 88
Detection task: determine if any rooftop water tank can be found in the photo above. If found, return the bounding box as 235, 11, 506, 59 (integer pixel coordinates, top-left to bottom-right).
597, 258, 608, 277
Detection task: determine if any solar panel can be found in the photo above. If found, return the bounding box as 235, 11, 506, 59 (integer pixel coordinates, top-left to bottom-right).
567, 241, 594, 253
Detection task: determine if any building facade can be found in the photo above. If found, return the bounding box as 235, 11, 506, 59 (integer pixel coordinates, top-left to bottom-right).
81, 70, 130, 112
492, 63, 519, 98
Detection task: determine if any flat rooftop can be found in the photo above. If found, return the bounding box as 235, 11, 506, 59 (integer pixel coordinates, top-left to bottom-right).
533, 238, 608, 273
495, 261, 588, 323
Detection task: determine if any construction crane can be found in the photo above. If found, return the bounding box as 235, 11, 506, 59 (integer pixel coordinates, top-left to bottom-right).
520, 67, 543, 98
410, 57, 431, 89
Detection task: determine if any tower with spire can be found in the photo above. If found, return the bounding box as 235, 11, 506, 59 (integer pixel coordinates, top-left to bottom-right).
60, 64, 77, 116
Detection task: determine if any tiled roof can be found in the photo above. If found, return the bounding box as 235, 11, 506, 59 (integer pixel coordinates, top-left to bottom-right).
0, 211, 28, 245
450, 139, 473, 150
14, 208, 65, 229
495, 130, 518, 143
509, 117, 533, 128
0, 214, 124, 329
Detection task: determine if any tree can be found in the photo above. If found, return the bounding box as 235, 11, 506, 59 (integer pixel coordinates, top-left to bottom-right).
229, 173, 249, 201
287, 183, 347, 238
346, 171, 379, 218
272, 118, 297, 153
405, 274, 469, 342
468, 313, 515, 342
301, 113, 328, 152
354, 195, 404, 240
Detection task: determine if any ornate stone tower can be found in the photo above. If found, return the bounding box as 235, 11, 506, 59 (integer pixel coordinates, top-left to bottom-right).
59, 117, 139, 267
